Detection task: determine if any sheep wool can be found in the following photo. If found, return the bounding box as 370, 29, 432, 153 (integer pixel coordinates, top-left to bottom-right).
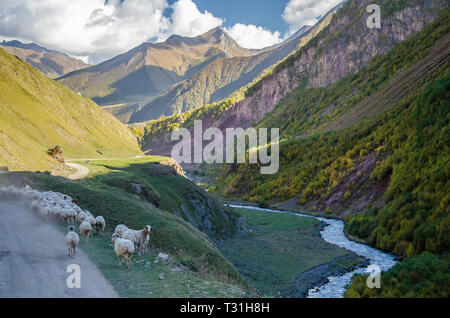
111, 234, 135, 268
95, 216, 105, 236
79, 221, 92, 242
65, 226, 79, 258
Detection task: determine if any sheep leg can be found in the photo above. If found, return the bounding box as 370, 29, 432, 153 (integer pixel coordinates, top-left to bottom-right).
126, 254, 132, 269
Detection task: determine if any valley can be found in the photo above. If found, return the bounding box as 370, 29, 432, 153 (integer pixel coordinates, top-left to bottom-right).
0, 0, 448, 300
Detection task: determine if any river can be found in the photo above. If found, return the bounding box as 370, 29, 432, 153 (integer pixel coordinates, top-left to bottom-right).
226, 204, 397, 298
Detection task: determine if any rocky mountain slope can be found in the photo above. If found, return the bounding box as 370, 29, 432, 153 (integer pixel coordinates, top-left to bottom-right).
57, 28, 252, 120
0, 47, 142, 172
134, 0, 447, 160
0, 40, 90, 78
220, 6, 449, 258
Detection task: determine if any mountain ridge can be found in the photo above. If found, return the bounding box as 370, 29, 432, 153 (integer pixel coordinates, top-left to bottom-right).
56, 27, 253, 113
0, 40, 90, 78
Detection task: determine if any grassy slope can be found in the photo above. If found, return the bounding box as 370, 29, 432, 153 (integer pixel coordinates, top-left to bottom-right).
220, 11, 450, 256
218, 208, 362, 296
0, 48, 142, 172
81, 157, 242, 238
186, 7, 450, 298
0, 156, 247, 295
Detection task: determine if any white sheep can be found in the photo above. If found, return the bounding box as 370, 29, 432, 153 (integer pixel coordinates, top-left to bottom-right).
65, 226, 79, 258
95, 216, 105, 236
30, 200, 40, 216
111, 233, 135, 268
79, 221, 92, 242
141, 225, 152, 254
114, 224, 128, 236
122, 225, 151, 256
85, 215, 96, 229
76, 211, 89, 225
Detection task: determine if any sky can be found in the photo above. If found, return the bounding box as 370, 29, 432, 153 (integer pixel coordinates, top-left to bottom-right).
0, 0, 341, 64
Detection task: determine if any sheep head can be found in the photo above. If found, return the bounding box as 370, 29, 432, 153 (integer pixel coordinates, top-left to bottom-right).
112, 233, 120, 242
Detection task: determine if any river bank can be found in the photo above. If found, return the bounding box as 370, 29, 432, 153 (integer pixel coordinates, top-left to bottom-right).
227, 204, 397, 298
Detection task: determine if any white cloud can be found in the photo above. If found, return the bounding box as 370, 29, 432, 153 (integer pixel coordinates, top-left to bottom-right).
0, 0, 170, 63
283, 0, 341, 34
0, 0, 342, 63
224, 24, 283, 49
161, 0, 224, 41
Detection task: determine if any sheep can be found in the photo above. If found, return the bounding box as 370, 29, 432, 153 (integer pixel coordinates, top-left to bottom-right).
65, 226, 79, 258
30, 200, 40, 216
85, 216, 96, 230
122, 225, 151, 256
114, 224, 128, 236
79, 221, 92, 242
111, 234, 135, 268
65, 208, 77, 226
76, 211, 89, 225
95, 216, 105, 236
141, 225, 152, 254
39, 206, 51, 222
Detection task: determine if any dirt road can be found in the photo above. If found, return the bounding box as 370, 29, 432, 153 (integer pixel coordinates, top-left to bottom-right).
0, 201, 118, 298
66, 163, 89, 180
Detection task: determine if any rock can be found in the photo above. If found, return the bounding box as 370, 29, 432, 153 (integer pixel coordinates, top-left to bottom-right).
46, 145, 64, 163
157, 252, 169, 261
159, 273, 164, 280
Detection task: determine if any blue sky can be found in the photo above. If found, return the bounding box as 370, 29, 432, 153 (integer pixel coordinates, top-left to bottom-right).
0, 0, 342, 63
172, 0, 291, 35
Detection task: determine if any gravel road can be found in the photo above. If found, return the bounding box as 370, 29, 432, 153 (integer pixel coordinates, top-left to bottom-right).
0, 201, 118, 298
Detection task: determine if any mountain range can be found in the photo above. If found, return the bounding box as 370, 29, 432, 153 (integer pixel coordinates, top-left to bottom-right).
0, 40, 90, 78
56, 27, 253, 122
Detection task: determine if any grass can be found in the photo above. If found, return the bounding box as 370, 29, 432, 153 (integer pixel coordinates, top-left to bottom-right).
217, 207, 361, 296
79, 157, 242, 239
74, 229, 250, 298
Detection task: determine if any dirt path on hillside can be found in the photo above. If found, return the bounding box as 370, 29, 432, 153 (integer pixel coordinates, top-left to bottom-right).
0, 202, 118, 298
65, 156, 144, 180
66, 163, 89, 180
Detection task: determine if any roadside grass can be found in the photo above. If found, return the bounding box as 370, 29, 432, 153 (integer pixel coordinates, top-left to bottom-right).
77, 232, 250, 298
218, 207, 359, 297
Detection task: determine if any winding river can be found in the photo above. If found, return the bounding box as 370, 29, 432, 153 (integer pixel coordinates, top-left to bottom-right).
227, 204, 397, 298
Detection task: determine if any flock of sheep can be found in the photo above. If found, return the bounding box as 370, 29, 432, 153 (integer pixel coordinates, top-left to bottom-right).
0, 185, 152, 268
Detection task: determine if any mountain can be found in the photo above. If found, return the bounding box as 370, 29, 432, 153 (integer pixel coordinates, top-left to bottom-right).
57, 27, 253, 122
132, 0, 448, 254
0, 40, 90, 78
132, 0, 445, 157
129, 25, 316, 123
0, 47, 142, 172
131, 0, 450, 297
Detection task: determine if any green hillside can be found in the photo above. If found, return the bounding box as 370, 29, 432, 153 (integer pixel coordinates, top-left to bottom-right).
218, 10, 450, 258
0, 47, 142, 172
0, 156, 247, 294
